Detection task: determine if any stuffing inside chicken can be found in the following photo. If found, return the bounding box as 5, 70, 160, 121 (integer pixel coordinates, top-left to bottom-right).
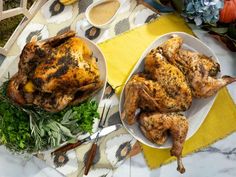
159, 35, 236, 98
139, 112, 188, 174
7, 31, 103, 112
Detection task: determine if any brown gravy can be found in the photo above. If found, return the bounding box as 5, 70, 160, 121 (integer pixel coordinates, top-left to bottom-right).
89, 0, 120, 26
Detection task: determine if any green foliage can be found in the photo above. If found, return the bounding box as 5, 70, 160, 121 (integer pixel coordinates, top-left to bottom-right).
0, 95, 33, 152
0, 81, 99, 153
0, 15, 24, 47
72, 101, 99, 133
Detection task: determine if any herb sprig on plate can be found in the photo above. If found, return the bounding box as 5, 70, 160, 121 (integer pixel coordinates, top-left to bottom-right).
0, 81, 99, 153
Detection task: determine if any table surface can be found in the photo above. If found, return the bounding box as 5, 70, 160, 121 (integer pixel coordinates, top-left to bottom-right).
0, 0, 236, 177
0, 24, 235, 177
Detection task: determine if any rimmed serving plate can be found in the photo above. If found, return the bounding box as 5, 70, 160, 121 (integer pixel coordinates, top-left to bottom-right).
119, 32, 220, 149
80, 36, 107, 105
0, 35, 107, 152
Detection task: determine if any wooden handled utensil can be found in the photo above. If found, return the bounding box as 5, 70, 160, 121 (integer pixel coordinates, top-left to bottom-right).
84, 104, 111, 175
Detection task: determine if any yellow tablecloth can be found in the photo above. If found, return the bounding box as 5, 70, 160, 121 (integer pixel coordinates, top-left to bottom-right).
98, 13, 236, 169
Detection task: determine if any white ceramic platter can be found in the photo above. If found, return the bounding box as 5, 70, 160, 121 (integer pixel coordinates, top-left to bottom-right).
119, 32, 219, 149
0, 36, 107, 151
81, 36, 107, 104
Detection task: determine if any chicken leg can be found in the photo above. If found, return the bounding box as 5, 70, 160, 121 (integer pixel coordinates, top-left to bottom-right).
139, 112, 188, 174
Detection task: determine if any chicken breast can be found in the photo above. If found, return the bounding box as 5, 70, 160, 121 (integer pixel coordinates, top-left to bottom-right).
122, 50, 192, 125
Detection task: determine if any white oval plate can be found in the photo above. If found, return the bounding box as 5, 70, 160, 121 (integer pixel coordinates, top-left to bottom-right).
0, 36, 107, 152
81, 36, 107, 105
119, 32, 219, 149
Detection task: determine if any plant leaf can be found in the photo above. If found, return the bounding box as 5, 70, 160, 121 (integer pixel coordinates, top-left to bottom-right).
209, 27, 228, 34
57, 123, 75, 138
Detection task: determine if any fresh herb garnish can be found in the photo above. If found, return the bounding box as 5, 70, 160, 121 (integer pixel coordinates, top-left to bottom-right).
0, 81, 99, 153
0, 95, 33, 151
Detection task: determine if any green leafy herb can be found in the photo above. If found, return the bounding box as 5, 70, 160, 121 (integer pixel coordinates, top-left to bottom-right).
0, 81, 99, 152
72, 101, 99, 133
0, 95, 33, 152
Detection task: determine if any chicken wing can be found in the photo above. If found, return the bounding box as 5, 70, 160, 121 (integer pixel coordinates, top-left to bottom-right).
139, 112, 188, 174
159, 35, 236, 98
173, 49, 236, 98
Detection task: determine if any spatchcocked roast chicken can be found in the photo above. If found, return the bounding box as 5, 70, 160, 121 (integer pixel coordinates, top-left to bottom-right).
7, 31, 103, 112
122, 35, 236, 173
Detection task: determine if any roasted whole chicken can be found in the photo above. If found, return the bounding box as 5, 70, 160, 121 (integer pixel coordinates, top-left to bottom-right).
140, 112, 188, 173
122, 34, 236, 174
7, 31, 103, 112
122, 48, 191, 173
122, 50, 192, 124
159, 35, 236, 98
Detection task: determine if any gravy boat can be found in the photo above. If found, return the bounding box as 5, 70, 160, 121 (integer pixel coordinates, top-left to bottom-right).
85, 0, 121, 28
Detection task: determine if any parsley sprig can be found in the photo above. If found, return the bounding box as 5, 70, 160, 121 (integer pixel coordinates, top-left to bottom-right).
0, 81, 99, 153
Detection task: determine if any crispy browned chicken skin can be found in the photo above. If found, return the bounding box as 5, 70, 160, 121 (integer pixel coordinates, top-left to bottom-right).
139, 112, 188, 173
122, 34, 236, 174
144, 49, 192, 108
122, 49, 191, 173
122, 50, 192, 125
159, 35, 236, 98
7, 31, 103, 112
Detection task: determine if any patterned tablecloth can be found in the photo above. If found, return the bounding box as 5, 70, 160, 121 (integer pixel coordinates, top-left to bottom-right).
0, 0, 158, 176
